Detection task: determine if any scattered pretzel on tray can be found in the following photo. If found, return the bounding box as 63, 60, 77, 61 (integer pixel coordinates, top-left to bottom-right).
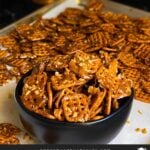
0, 0, 150, 105
0, 123, 33, 144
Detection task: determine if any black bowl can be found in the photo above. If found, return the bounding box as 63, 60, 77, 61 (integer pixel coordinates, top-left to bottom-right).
14, 71, 134, 144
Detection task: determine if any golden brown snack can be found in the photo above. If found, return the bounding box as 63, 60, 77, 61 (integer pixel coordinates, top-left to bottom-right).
62, 93, 89, 122
69, 51, 101, 79
0, 123, 21, 144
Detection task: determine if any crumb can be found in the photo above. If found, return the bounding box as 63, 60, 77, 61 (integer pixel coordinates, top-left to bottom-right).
137, 110, 142, 115
141, 128, 148, 134
135, 128, 141, 132
126, 120, 130, 124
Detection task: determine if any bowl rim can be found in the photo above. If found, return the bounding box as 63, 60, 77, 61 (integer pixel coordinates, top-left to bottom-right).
15, 71, 134, 126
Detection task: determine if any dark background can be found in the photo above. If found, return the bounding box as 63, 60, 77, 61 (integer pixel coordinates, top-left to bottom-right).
0, 0, 150, 29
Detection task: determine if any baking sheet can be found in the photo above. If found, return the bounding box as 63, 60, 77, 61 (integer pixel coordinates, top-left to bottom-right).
0, 0, 150, 144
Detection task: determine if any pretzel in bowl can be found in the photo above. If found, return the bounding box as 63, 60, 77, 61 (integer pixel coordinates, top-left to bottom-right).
21, 55, 132, 122
69, 51, 102, 79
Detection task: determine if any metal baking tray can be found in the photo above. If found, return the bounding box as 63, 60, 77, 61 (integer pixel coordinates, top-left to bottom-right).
0, 0, 150, 144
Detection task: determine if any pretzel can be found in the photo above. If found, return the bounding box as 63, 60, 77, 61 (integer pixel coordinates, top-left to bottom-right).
0, 123, 21, 137
101, 23, 117, 34
19, 63, 32, 74
16, 24, 33, 39
87, 31, 111, 50
135, 88, 150, 103
104, 89, 112, 115
47, 82, 53, 109
96, 60, 118, 89
0, 123, 21, 144
141, 68, 150, 82
89, 88, 106, 116
54, 108, 65, 121
90, 106, 103, 119
32, 42, 57, 57
21, 66, 48, 110
0, 50, 10, 60
122, 68, 141, 90
0, 64, 7, 71
9, 67, 21, 78
20, 42, 32, 52
51, 69, 87, 91
134, 44, 150, 60
69, 51, 102, 79
141, 80, 150, 94
46, 55, 71, 71
118, 51, 145, 69
34, 109, 55, 120
86, 0, 104, 12
0, 135, 20, 144
127, 33, 150, 44
62, 93, 89, 122
0, 36, 17, 50
0, 71, 12, 85
27, 30, 47, 41
91, 115, 104, 121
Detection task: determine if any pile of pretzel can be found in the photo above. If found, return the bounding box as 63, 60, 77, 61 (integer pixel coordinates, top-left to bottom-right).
0, 0, 149, 105
21, 53, 132, 122
0, 123, 21, 144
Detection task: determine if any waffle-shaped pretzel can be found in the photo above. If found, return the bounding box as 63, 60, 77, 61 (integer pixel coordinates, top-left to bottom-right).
128, 33, 150, 44
19, 63, 32, 74
0, 71, 12, 85
21, 65, 48, 111
0, 135, 20, 144
62, 93, 89, 122
27, 30, 47, 41
87, 31, 111, 50
135, 88, 150, 103
101, 23, 117, 34
0, 50, 10, 60
118, 51, 145, 69
0, 36, 17, 50
7, 58, 30, 68
122, 68, 141, 89
46, 55, 71, 71
0, 123, 21, 137
141, 68, 150, 82
69, 51, 102, 79
96, 60, 118, 88
141, 80, 150, 94
16, 24, 33, 39
134, 44, 150, 60
0, 64, 6, 71
32, 42, 57, 57
51, 69, 87, 91
20, 42, 32, 52
66, 32, 86, 42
